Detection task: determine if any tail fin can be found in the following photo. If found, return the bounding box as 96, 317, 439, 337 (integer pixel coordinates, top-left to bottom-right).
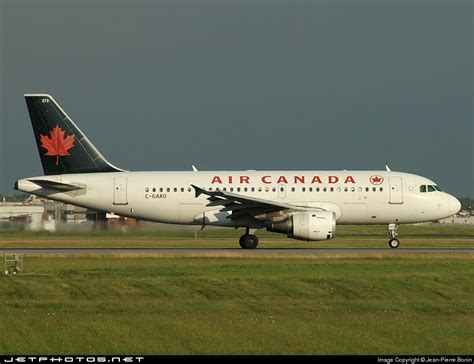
24, 94, 124, 175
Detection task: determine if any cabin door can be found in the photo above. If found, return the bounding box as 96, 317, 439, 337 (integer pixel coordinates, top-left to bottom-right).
113, 177, 128, 205
389, 177, 403, 204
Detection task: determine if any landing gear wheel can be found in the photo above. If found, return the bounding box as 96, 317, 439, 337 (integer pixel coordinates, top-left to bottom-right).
387, 223, 400, 249
389, 238, 400, 249
239, 234, 259, 249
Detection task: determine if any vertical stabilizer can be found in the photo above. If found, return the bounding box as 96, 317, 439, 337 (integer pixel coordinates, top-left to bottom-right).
24, 94, 123, 175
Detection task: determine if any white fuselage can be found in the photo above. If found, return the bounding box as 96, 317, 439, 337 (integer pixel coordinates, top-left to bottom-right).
16, 170, 461, 227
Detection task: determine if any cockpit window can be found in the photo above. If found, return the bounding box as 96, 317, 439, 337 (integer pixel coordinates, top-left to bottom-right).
421, 184, 441, 193
434, 185, 442, 191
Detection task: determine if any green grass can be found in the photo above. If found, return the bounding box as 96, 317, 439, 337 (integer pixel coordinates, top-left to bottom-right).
1, 225, 473, 248
0, 226, 472, 354
0, 255, 473, 354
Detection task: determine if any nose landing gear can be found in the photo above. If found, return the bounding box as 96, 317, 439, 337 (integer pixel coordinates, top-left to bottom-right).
388, 223, 400, 248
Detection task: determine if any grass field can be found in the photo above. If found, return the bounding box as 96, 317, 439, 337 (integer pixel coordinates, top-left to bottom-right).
0, 225, 473, 354
0, 224, 473, 248
0, 255, 473, 354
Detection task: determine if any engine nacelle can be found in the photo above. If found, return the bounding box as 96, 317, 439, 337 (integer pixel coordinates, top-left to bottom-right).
268, 211, 336, 241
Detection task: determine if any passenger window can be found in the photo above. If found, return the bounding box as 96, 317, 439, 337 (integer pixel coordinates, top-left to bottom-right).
323, 187, 327, 192
272, 187, 276, 192
244, 187, 248, 192
302, 187, 306, 192
280, 187, 284, 192
428, 185, 436, 192
330, 187, 334, 192
316, 187, 320, 192
152, 188, 156, 192
365, 187, 369, 192
145, 188, 149, 192
251, 187, 255, 192
174, 188, 177, 192
265, 187, 269, 192
420, 185, 426, 193
372, 187, 376, 192
380, 187, 383, 192
309, 187, 313, 192
358, 187, 362, 192
188, 187, 191, 192
160, 188, 163, 192
223, 187, 227, 191
230, 187, 234, 192
337, 187, 341, 192
344, 187, 348, 192
351, 187, 355, 192
291, 187, 295, 192
237, 187, 241, 192
166, 188, 170, 192
181, 188, 184, 192
258, 187, 262, 192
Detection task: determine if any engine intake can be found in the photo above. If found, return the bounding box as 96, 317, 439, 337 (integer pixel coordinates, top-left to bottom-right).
268, 211, 336, 241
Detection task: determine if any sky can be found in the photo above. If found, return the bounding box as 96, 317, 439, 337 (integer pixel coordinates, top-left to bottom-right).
0, 0, 472, 197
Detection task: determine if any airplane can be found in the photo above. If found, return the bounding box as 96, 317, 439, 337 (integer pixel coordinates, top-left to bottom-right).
15, 94, 461, 249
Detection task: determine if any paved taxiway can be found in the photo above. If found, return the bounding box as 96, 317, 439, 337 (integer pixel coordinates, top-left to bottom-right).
1, 247, 472, 255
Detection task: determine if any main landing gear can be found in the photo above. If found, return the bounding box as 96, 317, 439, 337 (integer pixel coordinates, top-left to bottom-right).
388, 223, 400, 248
239, 227, 259, 249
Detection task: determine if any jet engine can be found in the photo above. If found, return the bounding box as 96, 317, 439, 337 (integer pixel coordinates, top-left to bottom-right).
268, 211, 336, 241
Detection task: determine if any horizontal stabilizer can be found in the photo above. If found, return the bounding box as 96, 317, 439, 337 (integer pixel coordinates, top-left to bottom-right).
28, 179, 85, 192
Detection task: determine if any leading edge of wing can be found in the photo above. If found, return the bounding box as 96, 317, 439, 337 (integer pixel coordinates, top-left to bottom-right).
191, 184, 320, 213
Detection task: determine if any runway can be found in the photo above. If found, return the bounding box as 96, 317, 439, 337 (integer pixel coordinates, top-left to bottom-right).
1, 247, 473, 255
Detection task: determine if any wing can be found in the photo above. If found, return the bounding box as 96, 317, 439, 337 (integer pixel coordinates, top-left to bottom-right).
191, 184, 320, 221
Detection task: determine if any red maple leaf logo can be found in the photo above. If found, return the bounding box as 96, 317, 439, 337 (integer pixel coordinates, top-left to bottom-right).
40, 125, 75, 166
370, 175, 384, 185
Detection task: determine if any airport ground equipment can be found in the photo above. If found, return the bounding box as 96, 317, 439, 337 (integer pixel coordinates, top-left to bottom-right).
4, 253, 23, 274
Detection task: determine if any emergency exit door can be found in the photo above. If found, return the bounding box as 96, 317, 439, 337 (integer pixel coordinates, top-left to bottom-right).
278, 184, 286, 199
389, 177, 403, 204
113, 177, 128, 205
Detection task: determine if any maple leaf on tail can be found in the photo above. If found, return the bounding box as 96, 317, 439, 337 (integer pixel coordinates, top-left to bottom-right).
40, 125, 75, 166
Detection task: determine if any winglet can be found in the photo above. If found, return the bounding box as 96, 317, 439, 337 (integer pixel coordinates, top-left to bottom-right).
385, 165, 391, 172
191, 184, 204, 198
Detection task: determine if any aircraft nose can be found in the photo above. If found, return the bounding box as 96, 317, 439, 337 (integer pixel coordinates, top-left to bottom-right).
446, 195, 461, 216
